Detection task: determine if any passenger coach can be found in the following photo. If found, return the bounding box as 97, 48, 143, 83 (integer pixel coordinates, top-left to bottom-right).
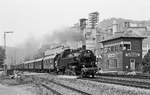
18, 54, 55, 73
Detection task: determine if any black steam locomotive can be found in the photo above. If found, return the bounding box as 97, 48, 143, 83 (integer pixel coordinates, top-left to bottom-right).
54, 48, 97, 77
13, 48, 97, 77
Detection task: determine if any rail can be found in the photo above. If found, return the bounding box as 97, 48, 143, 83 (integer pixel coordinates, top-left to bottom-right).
82, 76, 150, 89
32, 75, 91, 95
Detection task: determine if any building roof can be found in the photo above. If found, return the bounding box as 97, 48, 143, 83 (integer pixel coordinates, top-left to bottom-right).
100, 30, 146, 43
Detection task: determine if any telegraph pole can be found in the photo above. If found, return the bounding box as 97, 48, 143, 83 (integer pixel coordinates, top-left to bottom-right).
3, 31, 13, 75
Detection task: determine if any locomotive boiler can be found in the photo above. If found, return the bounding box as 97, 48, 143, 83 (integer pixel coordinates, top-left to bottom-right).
54, 48, 97, 77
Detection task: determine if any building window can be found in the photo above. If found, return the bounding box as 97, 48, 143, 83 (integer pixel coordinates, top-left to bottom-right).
120, 44, 123, 50
115, 45, 119, 51
111, 46, 115, 52
123, 44, 131, 50
107, 47, 111, 52
107, 60, 109, 69
114, 59, 117, 68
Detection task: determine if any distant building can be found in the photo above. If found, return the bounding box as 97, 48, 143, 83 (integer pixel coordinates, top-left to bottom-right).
85, 28, 96, 51
0, 46, 5, 69
79, 12, 99, 54
88, 12, 99, 29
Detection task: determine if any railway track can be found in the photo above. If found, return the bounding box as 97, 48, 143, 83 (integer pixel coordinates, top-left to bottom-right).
82, 76, 150, 89
22, 72, 150, 95
40, 83, 62, 95
32, 76, 91, 95
96, 73, 150, 79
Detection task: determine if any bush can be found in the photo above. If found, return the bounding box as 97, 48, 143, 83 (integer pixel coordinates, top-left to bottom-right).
142, 65, 150, 73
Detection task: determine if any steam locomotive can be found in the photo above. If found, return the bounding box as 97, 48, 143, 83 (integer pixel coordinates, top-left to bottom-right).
13, 48, 97, 77
54, 48, 97, 77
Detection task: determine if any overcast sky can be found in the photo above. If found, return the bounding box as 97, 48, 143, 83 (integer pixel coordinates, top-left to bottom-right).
0, 0, 150, 47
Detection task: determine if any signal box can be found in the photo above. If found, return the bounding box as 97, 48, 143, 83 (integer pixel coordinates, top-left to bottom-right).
100, 32, 145, 72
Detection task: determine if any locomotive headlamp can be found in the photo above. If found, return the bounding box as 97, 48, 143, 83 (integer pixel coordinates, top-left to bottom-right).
83, 65, 85, 68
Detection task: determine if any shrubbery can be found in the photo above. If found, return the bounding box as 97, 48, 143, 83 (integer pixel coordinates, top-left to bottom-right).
142, 49, 150, 73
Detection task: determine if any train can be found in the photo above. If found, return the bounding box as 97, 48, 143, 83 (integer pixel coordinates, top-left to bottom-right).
12, 48, 98, 77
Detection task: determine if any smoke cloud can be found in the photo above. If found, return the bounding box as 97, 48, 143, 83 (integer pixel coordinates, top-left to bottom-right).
12, 27, 83, 63
14, 36, 41, 61
42, 27, 83, 45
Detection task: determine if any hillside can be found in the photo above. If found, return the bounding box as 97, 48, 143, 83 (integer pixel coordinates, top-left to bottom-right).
98, 18, 150, 31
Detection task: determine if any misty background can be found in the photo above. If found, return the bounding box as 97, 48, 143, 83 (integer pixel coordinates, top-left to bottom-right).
6, 17, 150, 65
1, 0, 150, 64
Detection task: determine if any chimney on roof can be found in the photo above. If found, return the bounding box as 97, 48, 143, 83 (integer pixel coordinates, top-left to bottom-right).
112, 20, 118, 35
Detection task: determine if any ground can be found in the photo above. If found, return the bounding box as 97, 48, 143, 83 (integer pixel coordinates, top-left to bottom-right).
1, 71, 150, 95
0, 84, 35, 95
0, 71, 38, 95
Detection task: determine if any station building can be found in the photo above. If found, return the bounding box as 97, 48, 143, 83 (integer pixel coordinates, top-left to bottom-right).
100, 31, 145, 72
